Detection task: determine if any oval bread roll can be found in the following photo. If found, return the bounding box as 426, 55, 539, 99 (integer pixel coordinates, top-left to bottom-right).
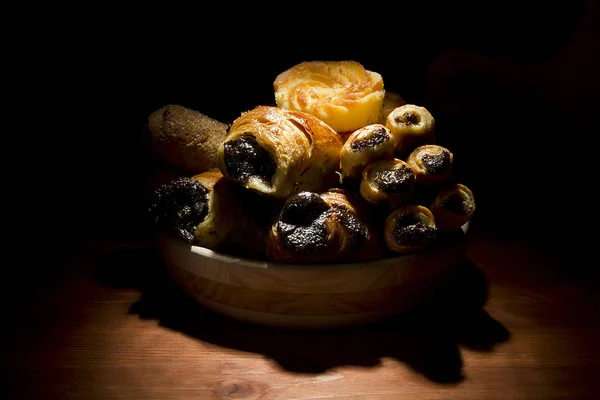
148, 104, 229, 173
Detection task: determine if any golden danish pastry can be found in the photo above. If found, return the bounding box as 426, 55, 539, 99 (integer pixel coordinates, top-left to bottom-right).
266, 189, 381, 263
383, 205, 438, 254
430, 183, 476, 230
274, 60, 385, 133
359, 158, 417, 209
339, 123, 396, 180
218, 105, 343, 199
148, 104, 229, 173
385, 104, 435, 156
406, 144, 454, 185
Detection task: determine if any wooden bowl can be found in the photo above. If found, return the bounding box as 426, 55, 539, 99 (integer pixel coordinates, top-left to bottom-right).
156, 224, 469, 329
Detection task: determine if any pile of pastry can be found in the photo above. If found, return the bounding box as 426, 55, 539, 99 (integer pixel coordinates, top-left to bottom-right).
148, 60, 476, 263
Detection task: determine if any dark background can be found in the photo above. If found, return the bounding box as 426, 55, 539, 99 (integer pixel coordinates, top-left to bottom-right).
42, 1, 598, 271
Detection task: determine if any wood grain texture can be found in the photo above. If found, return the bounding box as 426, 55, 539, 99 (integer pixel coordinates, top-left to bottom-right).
156, 227, 467, 328
2, 226, 599, 400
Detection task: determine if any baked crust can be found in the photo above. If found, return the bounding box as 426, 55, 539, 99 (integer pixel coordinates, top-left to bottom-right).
218, 105, 343, 199
274, 60, 385, 133
266, 189, 381, 263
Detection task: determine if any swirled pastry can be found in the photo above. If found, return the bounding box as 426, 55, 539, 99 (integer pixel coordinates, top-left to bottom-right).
378, 91, 406, 125
359, 158, 416, 209
218, 106, 343, 199
406, 144, 454, 185
149, 170, 239, 249
430, 183, 476, 230
385, 104, 435, 156
148, 104, 229, 173
339, 124, 395, 180
266, 189, 381, 263
384, 205, 438, 254
274, 60, 385, 133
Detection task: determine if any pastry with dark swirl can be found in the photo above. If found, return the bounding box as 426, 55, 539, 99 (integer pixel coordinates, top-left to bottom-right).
359, 158, 416, 209
339, 123, 396, 180
266, 189, 381, 263
383, 205, 438, 254
218, 105, 343, 199
406, 144, 454, 186
385, 104, 435, 156
149, 170, 239, 250
430, 183, 476, 230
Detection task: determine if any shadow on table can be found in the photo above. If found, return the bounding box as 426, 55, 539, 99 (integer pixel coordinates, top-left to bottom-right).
95, 247, 509, 384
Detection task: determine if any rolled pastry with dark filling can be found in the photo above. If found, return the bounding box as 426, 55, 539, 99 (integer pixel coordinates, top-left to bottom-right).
385, 104, 435, 156
218, 105, 343, 199
406, 144, 454, 185
430, 183, 476, 230
266, 189, 381, 263
384, 205, 438, 254
339, 123, 395, 180
149, 170, 239, 249
359, 158, 416, 209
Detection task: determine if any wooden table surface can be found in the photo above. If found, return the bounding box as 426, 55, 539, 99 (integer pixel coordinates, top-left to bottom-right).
3, 224, 599, 400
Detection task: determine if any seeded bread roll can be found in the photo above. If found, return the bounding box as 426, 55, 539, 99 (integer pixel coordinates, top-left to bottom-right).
148, 104, 229, 173
218, 105, 343, 199
274, 60, 385, 133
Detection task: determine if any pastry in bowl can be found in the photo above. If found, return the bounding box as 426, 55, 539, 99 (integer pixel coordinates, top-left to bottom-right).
218, 105, 343, 199
274, 60, 385, 133
339, 123, 396, 180
148, 169, 277, 258
266, 188, 382, 263
148, 104, 229, 173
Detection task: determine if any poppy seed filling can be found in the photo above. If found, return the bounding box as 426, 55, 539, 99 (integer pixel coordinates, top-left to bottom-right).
149, 177, 209, 243
421, 150, 451, 176
396, 111, 420, 126
392, 213, 437, 247
223, 135, 276, 184
277, 192, 367, 255
372, 166, 415, 194
351, 128, 390, 152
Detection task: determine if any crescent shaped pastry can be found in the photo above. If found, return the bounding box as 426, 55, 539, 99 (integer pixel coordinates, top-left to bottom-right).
359, 158, 417, 209
384, 205, 438, 254
339, 124, 396, 180
406, 144, 454, 185
430, 183, 476, 230
385, 104, 435, 156
218, 105, 343, 199
266, 189, 381, 263
274, 60, 385, 133
149, 170, 239, 250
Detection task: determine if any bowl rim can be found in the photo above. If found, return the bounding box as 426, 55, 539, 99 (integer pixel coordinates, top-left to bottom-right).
156, 222, 469, 271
